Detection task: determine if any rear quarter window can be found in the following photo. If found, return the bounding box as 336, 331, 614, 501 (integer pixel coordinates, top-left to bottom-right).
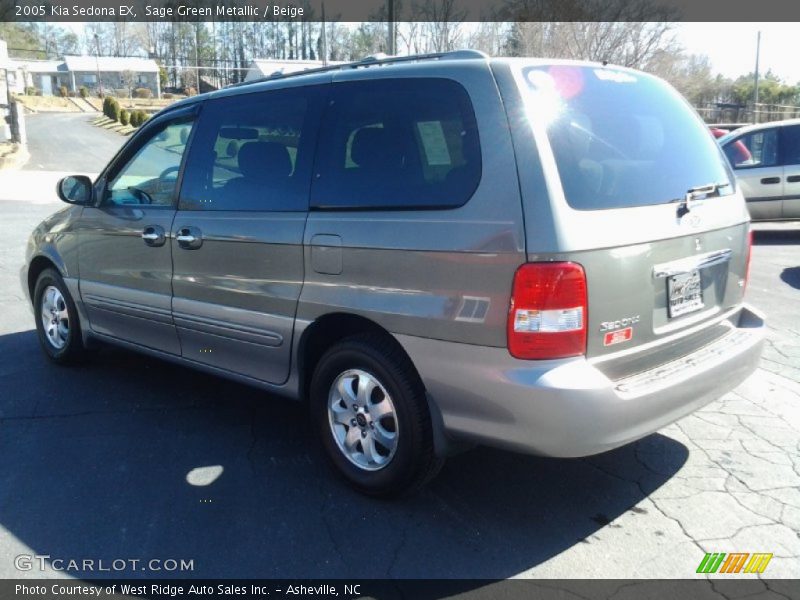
310, 78, 481, 210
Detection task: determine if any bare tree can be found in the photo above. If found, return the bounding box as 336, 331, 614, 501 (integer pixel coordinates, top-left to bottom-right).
504, 21, 677, 69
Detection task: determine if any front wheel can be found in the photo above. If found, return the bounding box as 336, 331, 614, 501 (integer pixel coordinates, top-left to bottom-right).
33, 268, 86, 364
310, 334, 443, 497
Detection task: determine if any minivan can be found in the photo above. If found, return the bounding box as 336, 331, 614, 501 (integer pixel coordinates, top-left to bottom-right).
718, 118, 800, 220
23, 51, 765, 496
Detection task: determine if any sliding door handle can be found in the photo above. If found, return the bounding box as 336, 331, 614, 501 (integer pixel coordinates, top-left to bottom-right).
175, 226, 203, 249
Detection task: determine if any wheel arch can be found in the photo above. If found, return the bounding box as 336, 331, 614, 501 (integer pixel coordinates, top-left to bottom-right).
296, 312, 450, 456
27, 254, 64, 302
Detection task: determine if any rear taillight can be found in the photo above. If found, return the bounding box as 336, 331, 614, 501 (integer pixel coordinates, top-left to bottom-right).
743, 229, 753, 293
507, 262, 587, 360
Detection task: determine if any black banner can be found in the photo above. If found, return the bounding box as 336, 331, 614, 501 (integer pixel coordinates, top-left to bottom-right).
1, 0, 800, 22
4, 580, 800, 600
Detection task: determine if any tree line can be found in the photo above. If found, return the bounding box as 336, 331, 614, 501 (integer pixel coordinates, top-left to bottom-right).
2, 19, 799, 106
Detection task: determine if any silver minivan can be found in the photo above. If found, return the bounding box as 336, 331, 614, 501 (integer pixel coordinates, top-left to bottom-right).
719, 118, 800, 220
23, 51, 765, 496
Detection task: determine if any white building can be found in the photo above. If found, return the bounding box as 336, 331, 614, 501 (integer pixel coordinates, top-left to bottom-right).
0, 41, 161, 98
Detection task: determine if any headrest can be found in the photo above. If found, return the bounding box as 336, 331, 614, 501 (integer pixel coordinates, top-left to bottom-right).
351, 127, 401, 170
237, 141, 292, 179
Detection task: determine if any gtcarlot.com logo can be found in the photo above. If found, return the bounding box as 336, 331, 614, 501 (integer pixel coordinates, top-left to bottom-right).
15, 554, 194, 573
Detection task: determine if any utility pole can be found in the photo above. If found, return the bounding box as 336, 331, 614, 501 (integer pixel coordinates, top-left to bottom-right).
321, 2, 328, 66
194, 25, 200, 93
94, 33, 103, 98
387, 0, 396, 55
753, 30, 761, 123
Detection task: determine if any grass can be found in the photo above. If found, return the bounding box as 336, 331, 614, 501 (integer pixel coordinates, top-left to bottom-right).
85, 96, 183, 113
14, 95, 82, 112
92, 115, 137, 136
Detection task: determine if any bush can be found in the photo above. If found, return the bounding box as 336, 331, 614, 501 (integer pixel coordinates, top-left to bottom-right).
119, 109, 129, 126
133, 87, 153, 99
102, 96, 114, 119
79, 86, 89, 99
59, 86, 68, 97
108, 98, 120, 122
185, 86, 197, 97
137, 111, 149, 126
162, 93, 174, 99
25, 86, 37, 96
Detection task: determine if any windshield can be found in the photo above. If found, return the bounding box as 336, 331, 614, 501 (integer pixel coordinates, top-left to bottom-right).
521, 65, 734, 210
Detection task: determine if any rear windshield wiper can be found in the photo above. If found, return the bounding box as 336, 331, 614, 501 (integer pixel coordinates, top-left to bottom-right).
671, 182, 731, 217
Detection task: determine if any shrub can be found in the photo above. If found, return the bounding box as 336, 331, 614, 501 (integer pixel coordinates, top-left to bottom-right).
185, 86, 197, 97
162, 92, 174, 99
24, 86, 37, 96
138, 111, 149, 126
109, 99, 121, 122
119, 109, 129, 126
79, 86, 89, 99
59, 86, 68, 97
102, 96, 113, 118
129, 111, 138, 127
133, 87, 153, 99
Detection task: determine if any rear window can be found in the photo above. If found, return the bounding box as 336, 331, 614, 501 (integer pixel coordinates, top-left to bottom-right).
521, 65, 733, 210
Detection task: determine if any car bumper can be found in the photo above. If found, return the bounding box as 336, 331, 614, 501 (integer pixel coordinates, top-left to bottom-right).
397, 305, 765, 457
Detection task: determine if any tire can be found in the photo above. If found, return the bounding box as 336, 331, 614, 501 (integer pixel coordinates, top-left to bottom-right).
310, 333, 444, 497
33, 268, 86, 365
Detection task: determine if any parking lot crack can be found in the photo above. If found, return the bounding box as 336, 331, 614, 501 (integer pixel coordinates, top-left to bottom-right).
583, 457, 708, 553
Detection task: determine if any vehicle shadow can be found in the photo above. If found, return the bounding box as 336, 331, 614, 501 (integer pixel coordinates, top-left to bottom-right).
752, 228, 800, 246
0, 329, 688, 580
780, 267, 800, 290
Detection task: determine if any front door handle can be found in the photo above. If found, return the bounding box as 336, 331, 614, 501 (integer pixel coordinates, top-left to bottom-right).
175, 226, 203, 249
760, 177, 781, 185
787, 175, 800, 183
141, 225, 166, 247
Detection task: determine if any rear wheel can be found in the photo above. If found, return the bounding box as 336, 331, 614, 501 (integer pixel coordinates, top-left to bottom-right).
34, 268, 86, 364
310, 334, 443, 497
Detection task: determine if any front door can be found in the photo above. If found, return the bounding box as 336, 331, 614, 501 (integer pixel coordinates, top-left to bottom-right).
78, 110, 196, 354
171, 85, 323, 384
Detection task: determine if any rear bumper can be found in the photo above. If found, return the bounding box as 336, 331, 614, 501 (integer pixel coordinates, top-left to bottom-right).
397, 305, 765, 457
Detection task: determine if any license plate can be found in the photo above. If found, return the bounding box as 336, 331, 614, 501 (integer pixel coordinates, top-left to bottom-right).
667, 270, 704, 318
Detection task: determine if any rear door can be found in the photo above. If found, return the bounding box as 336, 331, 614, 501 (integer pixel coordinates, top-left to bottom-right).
171, 84, 324, 384
779, 124, 800, 218
724, 126, 783, 220
500, 62, 751, 378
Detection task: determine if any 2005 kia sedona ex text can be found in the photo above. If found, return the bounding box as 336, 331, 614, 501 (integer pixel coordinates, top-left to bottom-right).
23, 52, 765, 496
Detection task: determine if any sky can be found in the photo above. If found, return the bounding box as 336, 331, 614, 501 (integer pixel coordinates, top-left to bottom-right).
62, 21, 800, 85
676, 23, 800, 84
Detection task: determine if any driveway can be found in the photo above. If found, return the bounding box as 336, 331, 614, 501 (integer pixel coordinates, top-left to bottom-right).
0, 113, 798, 582
24, 112, 125, 173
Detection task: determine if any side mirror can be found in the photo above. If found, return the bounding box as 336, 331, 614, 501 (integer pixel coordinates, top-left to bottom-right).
56, 175, 93, 205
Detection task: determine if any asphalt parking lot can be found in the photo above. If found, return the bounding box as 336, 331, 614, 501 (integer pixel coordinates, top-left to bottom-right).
0, 112, 798, 581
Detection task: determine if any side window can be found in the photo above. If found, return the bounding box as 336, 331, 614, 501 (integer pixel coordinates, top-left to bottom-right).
781, 125, 800, 166
179, 87, 317, 211
727, 129, 778, 169
311, 78, 481, 210
106, 118, 194, 206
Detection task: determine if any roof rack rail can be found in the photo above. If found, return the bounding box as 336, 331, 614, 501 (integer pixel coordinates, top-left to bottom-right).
226, 49, 488, 89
